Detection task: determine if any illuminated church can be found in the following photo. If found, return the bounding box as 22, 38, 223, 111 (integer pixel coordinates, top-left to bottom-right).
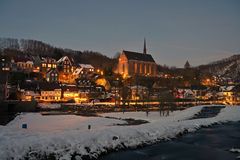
116, 39, 157, 77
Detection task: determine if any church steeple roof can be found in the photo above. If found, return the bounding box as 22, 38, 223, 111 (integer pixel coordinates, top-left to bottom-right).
184, 60, 191, 69
143, 38, 147, 54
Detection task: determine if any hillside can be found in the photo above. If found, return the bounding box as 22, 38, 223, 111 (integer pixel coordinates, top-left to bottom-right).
198, 54, 240, 80
0, 37, 116, 70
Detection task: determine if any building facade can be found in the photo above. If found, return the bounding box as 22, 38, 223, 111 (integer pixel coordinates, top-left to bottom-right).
116, 50, 157, 77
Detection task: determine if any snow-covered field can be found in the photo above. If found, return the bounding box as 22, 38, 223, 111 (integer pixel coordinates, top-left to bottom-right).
0, 105, 240, 160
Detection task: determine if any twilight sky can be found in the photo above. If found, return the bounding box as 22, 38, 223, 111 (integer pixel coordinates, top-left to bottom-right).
0, 0, 240, 67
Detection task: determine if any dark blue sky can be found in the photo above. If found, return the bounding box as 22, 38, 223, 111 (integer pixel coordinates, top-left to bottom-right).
0, 0, 239, 67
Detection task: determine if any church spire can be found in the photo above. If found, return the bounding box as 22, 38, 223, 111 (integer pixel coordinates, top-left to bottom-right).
143, 38, 147, 54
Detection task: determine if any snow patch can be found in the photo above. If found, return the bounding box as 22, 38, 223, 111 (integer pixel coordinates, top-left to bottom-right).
0, 105, 239, 159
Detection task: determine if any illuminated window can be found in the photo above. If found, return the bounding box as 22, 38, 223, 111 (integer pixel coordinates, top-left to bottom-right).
139, 63, 142, 73
48, 64, 51, 68
42, 63, 46, 67
149, 65, 152, 74
144, 64, 147, 74
134, 63, 137, 73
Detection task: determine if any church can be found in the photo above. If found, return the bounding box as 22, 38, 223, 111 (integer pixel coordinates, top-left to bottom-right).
116, 39, 158, 78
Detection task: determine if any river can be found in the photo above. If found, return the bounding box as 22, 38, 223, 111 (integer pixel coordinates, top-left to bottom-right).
100, 122, 240, 160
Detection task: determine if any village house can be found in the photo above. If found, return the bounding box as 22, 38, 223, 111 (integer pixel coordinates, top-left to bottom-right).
39, 82, 61, 102
174, 88, 195, 100
46, 68, 59, 82
73, 64, 95, 79
13, 57, 34, 72
57, 56, 75, 83
191, 85, 207, 99
17, 81, 40, 101
0, 55, 11, 71
79, 64, 94, 74
57, 56, 74, 73
40, 57, 57, 72
61, 84, 80, 102
31, 56, 42, 73
130, 85, 149, 100
220, 85, 240, 104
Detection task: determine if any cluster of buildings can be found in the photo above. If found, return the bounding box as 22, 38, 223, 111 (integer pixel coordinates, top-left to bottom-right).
1, 39, 239, 105
174, 85, 240, 104
0, 54, 98, 102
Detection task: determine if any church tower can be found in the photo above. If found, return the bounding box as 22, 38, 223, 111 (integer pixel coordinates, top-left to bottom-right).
143, 38, 147, 54
184, 60, 191, 69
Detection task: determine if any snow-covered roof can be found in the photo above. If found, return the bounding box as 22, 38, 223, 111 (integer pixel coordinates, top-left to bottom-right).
57, 56, 72, 64
184, 89, 194, 95
130, 85, 148, 90
220, 85, 235, 91
41, 57, 56, 63
24, 91, 40, 96
79, 64, 94, 69
73, 67, 83, 75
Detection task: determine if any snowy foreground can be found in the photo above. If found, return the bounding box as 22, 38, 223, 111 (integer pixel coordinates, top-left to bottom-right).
0, 105, 240, 160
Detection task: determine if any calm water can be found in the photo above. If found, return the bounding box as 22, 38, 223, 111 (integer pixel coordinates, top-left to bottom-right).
100, 122, 240, 160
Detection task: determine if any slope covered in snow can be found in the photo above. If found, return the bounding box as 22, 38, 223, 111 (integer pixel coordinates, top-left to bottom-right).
0, 105, 240, 160
198, 54, 240, 79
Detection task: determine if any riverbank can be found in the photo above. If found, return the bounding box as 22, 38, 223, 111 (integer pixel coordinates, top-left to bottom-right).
100, 121, 240, 160
0, 105, 239, 159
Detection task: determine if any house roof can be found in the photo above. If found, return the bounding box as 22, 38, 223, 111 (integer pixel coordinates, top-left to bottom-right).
13, 56, 33, 63
57, 56, 74, 64
79, 64, 94, 69
122, 50, 155, 63
19, 81, 38, 91
39, 82, 61, 91
61, 85, 79, 92
73, 67, 83, 75
41, 57, 56, 63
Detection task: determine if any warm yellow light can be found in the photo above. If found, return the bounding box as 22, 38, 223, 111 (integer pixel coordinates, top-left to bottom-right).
123, 74, 127, 79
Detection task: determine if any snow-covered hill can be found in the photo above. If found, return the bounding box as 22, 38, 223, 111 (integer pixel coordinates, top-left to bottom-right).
198, 54, 240, 80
